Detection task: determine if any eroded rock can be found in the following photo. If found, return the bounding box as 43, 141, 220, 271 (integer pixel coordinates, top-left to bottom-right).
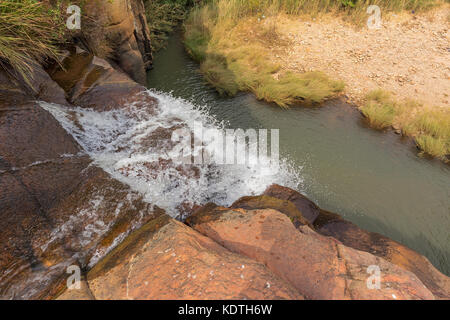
187, 206, 436, 300
87, 215, 303, 300
264, 184, 450, 299
0, 68, 161, 299
80, 0, 153, 84
47, 50, 156, 112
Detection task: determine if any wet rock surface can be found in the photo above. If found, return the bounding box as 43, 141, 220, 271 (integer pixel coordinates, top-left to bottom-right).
0, 63, 160, 299
0, 63, 68, 107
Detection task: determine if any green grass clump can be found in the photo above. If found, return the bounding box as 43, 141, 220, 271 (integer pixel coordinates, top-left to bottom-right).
200, 54, 239, 95
412, 110, 450, 141
361, 90, 397, 129
0, 0, 65, 84
362, 90, 450, 159
184, 2, 216, 60
406, 109, 450, 158
415, 135, 448, 158
184, 29, 211, 61
254, 72, 345, 107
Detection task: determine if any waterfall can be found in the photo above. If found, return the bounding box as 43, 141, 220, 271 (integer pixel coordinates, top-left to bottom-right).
40, 90, 302, 219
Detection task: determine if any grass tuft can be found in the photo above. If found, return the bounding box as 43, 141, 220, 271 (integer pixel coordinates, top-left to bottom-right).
0, 0, 65, 85
416, 135, 448, 158
361, 90, 397, 129
362, 90, 450, 159
254, 71, 345, 107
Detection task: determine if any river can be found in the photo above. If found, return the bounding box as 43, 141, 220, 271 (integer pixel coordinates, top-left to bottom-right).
147, 34, 450, 276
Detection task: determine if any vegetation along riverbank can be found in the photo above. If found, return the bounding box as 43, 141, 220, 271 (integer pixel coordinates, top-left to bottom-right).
183, 0, 450, 160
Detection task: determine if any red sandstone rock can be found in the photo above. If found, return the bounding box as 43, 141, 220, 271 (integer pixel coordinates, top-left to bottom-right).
264, 184, 450, 299
0, 67, 161, 299
56, 278, 95, 300
47, 50, 157, 112
263, 184, 322, 224
70, 0, 152, 84
87, 215, 303, 300
187, 206, 436, 300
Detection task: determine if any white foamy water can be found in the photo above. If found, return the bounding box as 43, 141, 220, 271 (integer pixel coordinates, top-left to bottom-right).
40, 90, 302, 218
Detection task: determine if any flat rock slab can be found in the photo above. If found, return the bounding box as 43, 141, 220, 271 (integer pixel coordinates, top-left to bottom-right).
87, 215, 303, 300
187, 206, 435, 300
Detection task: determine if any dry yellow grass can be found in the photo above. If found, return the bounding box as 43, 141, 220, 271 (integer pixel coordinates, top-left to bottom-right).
0, 0, 65, 85
184, 1, 345, 107
362, 90, 450, 159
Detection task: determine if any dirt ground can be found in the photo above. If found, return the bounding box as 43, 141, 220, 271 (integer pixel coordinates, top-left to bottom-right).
269, 5, 450, 107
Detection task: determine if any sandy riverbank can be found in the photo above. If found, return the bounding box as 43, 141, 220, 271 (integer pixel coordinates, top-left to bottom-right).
265, 5, 449, 108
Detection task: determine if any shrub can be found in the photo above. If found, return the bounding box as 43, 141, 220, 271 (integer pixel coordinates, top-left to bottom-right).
144, 0, 199, 51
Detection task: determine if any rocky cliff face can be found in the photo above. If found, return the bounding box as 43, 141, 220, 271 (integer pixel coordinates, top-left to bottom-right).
73, 0, 153, 85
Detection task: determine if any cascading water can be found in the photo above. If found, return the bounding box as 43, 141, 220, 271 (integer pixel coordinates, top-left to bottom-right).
0, 87, 301, 299
40, 89, 302, 219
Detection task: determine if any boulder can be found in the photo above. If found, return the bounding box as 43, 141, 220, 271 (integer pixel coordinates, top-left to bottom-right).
87, 215, 303, 300
47, 49, 155, 111
264, 184, 450, 299
263, 184, 322, 224
0, 63, 67, 106
80, 0, 153, 84
187, 206, 435, 300
232, 195, 312, 228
